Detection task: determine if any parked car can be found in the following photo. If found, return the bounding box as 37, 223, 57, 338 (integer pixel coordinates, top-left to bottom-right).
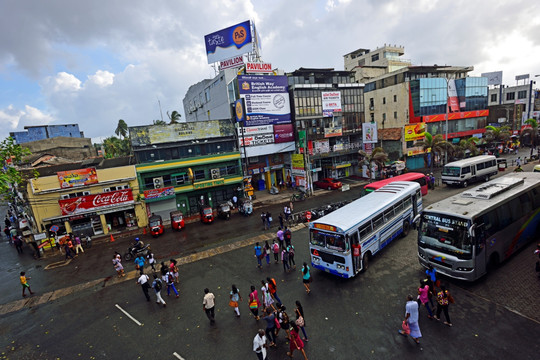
313, 178, 342, 190
148, 214, 164, 237
200, 206, 214, 224
170, 211, 185, 230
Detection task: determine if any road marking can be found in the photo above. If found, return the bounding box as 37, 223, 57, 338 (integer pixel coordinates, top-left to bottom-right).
173, 352, 186, 359
115, 304, 143, 326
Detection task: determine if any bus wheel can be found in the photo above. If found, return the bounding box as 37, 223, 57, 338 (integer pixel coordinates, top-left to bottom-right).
361, 253, 369, 272
485, 175, 490, 182
402, 220, 410, 237
462, 181, 468, 188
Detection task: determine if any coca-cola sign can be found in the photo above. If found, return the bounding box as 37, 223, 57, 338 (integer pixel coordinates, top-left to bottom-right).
58, 189, 134, 215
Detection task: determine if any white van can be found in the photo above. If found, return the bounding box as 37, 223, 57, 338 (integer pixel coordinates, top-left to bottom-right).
441, 155, 498, 187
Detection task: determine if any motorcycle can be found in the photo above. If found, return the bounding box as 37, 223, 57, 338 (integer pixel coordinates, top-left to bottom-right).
290, 189, 308, 202
124, 243, 151, 261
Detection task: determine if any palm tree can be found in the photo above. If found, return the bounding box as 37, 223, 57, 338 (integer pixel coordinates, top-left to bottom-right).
115, 119, 128, 139
453, 137, 479, 159
358, 147, 388, 179
484, 125, 510, 145
167, 111, 182, 124
521, 118, 538, 149
414, 132, 452, 173
102, 136, 131, 158
153, 119, 167, 125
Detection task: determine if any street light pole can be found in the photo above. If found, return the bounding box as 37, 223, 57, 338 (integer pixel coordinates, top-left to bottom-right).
445, 77, 450, 165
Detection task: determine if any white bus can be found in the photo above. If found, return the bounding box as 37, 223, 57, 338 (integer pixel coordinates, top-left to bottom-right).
309, 181, 422, 278
441, 155, 498, 187
418, 173, 540, 281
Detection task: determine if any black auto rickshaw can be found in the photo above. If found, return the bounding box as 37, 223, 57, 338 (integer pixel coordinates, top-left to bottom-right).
218, 202, 232, 220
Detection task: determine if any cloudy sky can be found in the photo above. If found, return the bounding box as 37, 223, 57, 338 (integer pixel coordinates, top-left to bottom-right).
1, 0, 539, 142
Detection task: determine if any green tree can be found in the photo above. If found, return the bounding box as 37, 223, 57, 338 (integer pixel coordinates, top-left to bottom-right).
414, 132, 452, 173
358, 147, 388, 178
115, 119, 128, 139
103, 136, 131, 158
453, 137, 480, 159
153, 119, 167, 125
167, 111, 182, 124
484, 125, 510, 145
521, 118, 538, 148
0, 137, 35, 203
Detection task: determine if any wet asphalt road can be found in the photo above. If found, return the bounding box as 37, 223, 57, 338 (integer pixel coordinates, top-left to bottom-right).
1, 166, 539, 360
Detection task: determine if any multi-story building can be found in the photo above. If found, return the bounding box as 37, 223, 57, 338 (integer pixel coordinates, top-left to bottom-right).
26, 157, 146, 237
21, 136, 96, 161
287, 68, 365, 184
344, 45, 411, 83
183, 68, 296, 192
10, 124, 83, 144
487, 82, 537, 130
129, 121, 243, 218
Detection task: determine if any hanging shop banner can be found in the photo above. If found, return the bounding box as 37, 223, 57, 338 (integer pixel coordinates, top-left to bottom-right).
143, 187, 175, 200
58, 189, 134, 216
322, 91, 342, 112
238, 125, 274, 146
238, 75, 292, 126
220, 55, 245, 70
246, 62, 273, 73
273, 123, 294, 143
57, 168, 98, 188
324, 127, 342, 138
298, 130, 306, 148
292, 154, 304, 171
447, 79, 460, 113
404, 123, 426, 142
362, 123, 378, 143
204, 20, 253, 64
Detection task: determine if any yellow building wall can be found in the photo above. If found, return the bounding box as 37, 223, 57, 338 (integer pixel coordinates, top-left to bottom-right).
28, 165, 147, 234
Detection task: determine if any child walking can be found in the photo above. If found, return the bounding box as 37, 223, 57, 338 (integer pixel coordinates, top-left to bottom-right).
20, 271, 35, 297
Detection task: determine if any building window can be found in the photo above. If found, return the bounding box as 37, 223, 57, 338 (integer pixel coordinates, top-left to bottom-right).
394, 111, 398, 119
104, 185, 129, 192
394, 95, 397, 102
383, 97, 386, 105
369, 98, 374, 109
371, 53, 379, 62
490, 94, 497, 102
506, 92, 515, 101
173, 173, 187, 185
205, 88, 211, 102
194, 169, 206, 181
517, 90, 527, 99
382, 113, 386, 121
370, 113, 375, 122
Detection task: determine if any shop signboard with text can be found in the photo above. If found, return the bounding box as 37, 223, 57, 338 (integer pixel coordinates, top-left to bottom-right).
143, 187, 175, 200
57, 168, 98, 188
238, 125, 274, 146
58, 189, 134, 216
404, 123, 426, 142
322, 91, 342, 112
273, 123, 294, 143
238, 75, 291, 126
204, 20, 253, 64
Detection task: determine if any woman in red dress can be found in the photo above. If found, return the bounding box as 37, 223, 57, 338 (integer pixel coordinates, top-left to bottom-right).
287, 323, 308, 359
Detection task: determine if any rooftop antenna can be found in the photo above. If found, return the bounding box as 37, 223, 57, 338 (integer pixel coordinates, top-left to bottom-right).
157, 98, 164, 122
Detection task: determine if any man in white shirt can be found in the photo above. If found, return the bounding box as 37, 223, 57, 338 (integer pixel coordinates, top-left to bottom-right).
202, 288, 216, 324
136, 271, 151, 302
253, 329, 267, 360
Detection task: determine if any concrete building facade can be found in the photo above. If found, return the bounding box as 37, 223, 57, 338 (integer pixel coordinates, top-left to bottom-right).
10, 124, 83, 144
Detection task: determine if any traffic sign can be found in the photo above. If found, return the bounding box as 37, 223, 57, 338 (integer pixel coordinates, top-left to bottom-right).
49, 225, 59, 233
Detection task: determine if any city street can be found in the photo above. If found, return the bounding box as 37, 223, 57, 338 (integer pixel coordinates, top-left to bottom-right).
1, 160, 540, 359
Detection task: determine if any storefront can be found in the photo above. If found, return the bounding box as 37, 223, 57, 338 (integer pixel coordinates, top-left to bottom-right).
143, 187, 177, 221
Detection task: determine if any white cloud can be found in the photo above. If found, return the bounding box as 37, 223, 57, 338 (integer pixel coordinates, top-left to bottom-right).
0, 105, 53, 133
42, 72, 82, 93
87, 70, 114, 87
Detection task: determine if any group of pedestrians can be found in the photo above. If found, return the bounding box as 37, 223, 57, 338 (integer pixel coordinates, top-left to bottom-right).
398, 266, 454, 345
260, 212, 273, 230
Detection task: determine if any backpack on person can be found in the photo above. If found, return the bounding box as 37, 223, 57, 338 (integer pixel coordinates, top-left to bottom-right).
285, 230, 292, 241
154, 279, 162, 291
273, 243, 279, 253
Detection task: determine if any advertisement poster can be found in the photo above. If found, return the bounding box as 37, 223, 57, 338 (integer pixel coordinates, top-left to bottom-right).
291, 154, 304, 171
238, 75, 292, 126
313, 139, 330, 154
143, 187, 175, 200
238, 125, 274, 146
273, 123, 294, 143
322, 91, 342, 111
404, 123, 426, 142
57, 168, 98, 188
324, 127, 342, 138
204, 20, 253, 64
58, 189, 134, 216
362, 123, 378, 144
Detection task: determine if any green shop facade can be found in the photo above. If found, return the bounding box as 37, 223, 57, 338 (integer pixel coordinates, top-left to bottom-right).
136, 153, 243, 220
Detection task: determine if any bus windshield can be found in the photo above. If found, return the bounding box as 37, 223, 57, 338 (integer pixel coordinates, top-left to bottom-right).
442, 166, 461, 177
419, 213, 472, 259
310, 230, 348, 252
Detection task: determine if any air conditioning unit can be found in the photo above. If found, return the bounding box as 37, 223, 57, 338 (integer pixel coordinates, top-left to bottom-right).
210, 168, 220, 179
153, 177, 164, 189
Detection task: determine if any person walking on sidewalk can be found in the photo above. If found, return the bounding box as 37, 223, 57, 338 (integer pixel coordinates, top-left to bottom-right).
282, 247, 290, 272
136, 270, 151, 302
20, 271, 35, 297
147, 252, 157, 272
288, 245, 296, 269
262, 307, 277, 347
152, 274, 166, 307
295, 300, 308, 341
302, 262, 311, 294
287, 323, 308, 359
435, 285, 453, 326
112, 254, 125, 277
272, 240, 280, 264
74, 235, 84, 254
14, 235, 24, 254
253, 329, 268, 360
418, 279, 434, 319
264, 241, 271, 266
284, 226, 292, 248
166, 270, 179, 298
398, 294, 422, 344
229, 284, 242, 317
249, 285, 261, 320
203, 288, 216, 324
261, 212, 267, 230
134, 255, 145, 271
261, 280, 275, 311
277, 227, 284, 250
64, 241, 74, 260
266, 212, 272, 229
266, 277, 282, 305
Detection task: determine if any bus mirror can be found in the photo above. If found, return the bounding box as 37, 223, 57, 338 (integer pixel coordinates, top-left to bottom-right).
468, 224, 476, 238
412, 214, 421, 229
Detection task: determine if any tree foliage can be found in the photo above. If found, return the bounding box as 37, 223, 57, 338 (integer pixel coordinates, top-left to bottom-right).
358, 147, 389, 171
103, 136, 131, 158
153, 119, 167, 125
167, 111, 182, 124
115, 119, 128, 139
414, 132, 452, 173
0, 137, 34, 202
521, 118, 539, 148
485, 125, 510, 144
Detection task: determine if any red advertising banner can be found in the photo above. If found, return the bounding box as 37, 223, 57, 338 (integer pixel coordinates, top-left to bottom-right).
58, 189, 134, 215
57, 168, 98, 188
423, 110, 489, 123
273, 123, 294, 143
143, 187, 175, 200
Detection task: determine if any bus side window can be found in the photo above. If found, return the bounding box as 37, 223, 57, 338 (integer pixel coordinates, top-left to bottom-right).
403, 197, 412, 209
462, 166, 470, 174
383, 208, 394, 222
394, 200, 404, 214
417, 177, 426, 187
372, 214, 383, 231
416, 190, 421, 199
477, 162, 485, 170
359, 223, 371, 240
496, 203, 511, 228
508, 197, 523, 223
519, 193, 532, 214
531, 187, 540, 208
